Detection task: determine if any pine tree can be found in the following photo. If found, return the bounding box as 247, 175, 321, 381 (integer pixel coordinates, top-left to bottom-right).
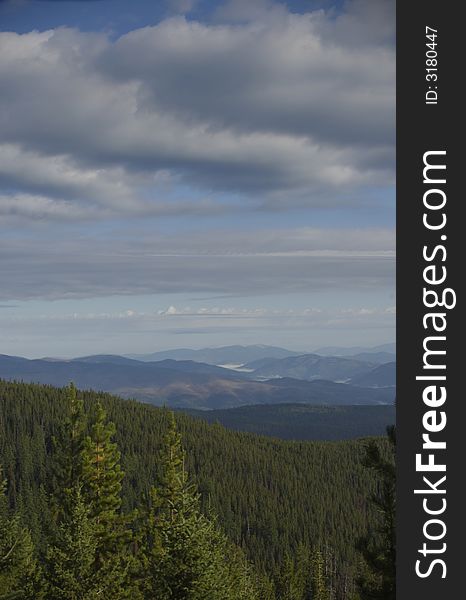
310, 549, 330, 600
51, 383, 86, 521
357, 426, 396, 600
295, 544, 312, 600
0, 468, 44, 600
45, 485, 130, 600
254, 572, 276, 600
81, 401, 127, 561
275, 552, 306, 600
142, 412, 259, 600
1, 379, 391, 598
218, 541, 262, 600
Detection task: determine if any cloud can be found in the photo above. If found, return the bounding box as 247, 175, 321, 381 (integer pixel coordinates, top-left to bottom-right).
0, 226, 394, 301
0, 1, 395, 218
166, 0, 198, 14
0, 144, 248, 221
0, 144, 135, 207
0, 301, 395, 358
0, 193, 90, 220
3, 304, 395, 323
102, 12, 394, 151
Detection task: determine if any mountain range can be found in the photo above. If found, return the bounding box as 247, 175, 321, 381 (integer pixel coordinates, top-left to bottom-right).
348, 361, 396, 388
0, 349, 395, 410
244, 354, 376, 382
125, 344, 301, 365
313, 342, 396, 357
243, 354, 396, 387
126, 343, 395, 366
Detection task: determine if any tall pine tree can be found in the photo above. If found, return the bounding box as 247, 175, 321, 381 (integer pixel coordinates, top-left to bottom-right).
141, 412, 259, 600
357, 426, 396, 600
0, 468, 44, 600
45, 485, 131, 600
81, 401, 128, 561
310, 549, 330, 600
51, 383, 86, 522
47, 401, 139, 600
275, 553, 304, 600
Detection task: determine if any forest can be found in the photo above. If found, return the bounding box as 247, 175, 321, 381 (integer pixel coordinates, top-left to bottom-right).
181, 404, 395, 441
0, 379, 395, 599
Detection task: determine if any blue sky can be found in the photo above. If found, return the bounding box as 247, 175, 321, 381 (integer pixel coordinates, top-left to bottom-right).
0, 0, 395, 357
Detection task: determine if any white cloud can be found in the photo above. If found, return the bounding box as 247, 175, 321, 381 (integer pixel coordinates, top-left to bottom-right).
0, 1, 395, 218
0, 301, 395, 358
0, 0, 395, 358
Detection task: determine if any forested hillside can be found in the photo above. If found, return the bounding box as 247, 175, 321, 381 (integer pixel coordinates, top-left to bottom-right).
0, 380, 393, 598
182, 404, 395, 441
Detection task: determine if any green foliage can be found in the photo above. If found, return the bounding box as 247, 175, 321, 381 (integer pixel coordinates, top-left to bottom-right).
0, 469, 44, 600
141, 412, 260, 599
310, 549, 330, 600
357, 426, 396, 599
81, 401, 128, 559
0, 379, 388, 599
184, 404, 395, 441
45, 486, 131, 600
50, 383, 86, 522
275, 552, 307, 600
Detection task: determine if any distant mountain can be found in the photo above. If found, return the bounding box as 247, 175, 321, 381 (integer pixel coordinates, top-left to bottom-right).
350, 352, 396, 364
71, 355, 242, 378
0, 354, 394, 409
349, 362, 396, 388
182, 403, 396, 441
0, 354, 30, 364
0, 353, 240, 392
125, 345, 301, 365
314, 343, 396, 357
259, 378, 394, 405
245, 354, 376, 382
72, 354, 145, 366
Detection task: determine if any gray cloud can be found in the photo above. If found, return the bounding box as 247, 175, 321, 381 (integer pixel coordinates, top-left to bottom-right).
167, 0, 198, 14
0, 227, 394, 301
0, 1, 394, 219
102, 12, 394, 148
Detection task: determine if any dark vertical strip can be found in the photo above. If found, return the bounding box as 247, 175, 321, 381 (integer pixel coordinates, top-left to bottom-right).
397, 1, 462, 597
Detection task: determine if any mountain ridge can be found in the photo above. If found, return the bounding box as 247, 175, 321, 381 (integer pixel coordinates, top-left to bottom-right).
0, 354, 395, 409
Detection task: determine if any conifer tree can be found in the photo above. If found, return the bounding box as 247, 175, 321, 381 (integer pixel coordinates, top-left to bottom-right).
254, 573, 276, 600
276, 553, 305, 600
142, 412, 259, 600
1, 379, 392, 598
295, 544, 312, 600
51, 383, 86, 521
310, 549, 330, 600
45, 485, 130, 600
357, 426, 396, 600
81, 401, 127, 561
0, 468, 44, 600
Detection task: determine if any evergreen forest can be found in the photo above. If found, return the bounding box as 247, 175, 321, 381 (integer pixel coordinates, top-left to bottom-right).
0, 380, 395, 599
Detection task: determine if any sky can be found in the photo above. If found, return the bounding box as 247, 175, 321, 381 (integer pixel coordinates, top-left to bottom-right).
0, 0, 395, 358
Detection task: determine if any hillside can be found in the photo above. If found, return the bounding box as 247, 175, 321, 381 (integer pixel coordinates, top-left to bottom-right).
182, 403, 396, 441
349, 361, 396, 388
350, 351, 395, 364
314, 343, 396, 356
245, 353, 376, 382
0, 354, 395, 408
0, 379, 387, 595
